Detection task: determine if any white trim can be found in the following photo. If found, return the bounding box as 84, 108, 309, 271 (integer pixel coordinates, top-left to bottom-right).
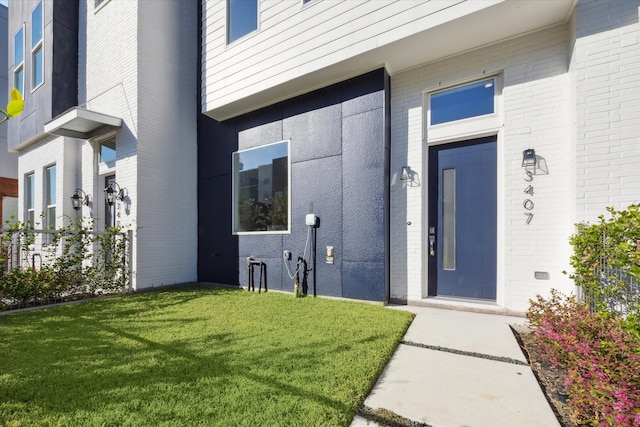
422, 74, 504, 301
31, 1, 44, 92
13, 24, 25, 95
232, 139, 291, 235
226, 0, 260, 46
44, 107, 122, 139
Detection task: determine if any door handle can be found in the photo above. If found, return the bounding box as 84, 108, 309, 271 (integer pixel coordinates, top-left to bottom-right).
428, 234, 435, 256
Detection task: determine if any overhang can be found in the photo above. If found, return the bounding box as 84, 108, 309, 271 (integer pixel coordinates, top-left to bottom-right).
44, 107, 122, 139
203, 0, 576, 121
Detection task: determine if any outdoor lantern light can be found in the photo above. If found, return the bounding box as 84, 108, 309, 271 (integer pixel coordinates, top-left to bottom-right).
400, 166, 410, 181
70, 188, 89, 210
522, 149, 537, 168
104, 181, 125, 206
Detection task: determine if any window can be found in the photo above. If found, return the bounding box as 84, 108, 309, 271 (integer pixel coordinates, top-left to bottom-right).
95, 0, 110, 10
227, 0, 258, 44
45, 165, 56, 234
25, 173, 35, 226
99, 137, 116, 163
14, 26, 24, 94
32, 2, 44, 89
430, 78, 495, 125
233, 141, 289, 233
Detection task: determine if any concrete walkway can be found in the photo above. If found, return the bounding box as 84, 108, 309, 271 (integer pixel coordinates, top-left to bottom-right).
351, 305, 560, 427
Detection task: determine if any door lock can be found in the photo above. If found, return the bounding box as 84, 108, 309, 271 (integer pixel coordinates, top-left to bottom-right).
428, 234, 436, 256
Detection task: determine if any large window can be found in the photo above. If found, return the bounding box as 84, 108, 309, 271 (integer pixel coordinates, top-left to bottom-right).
45, 165, 56, 233
25, 173, 35, 226
31, 2, 44, 90
227, 0, 258, 44
14, 25, 24, 94
233, 141, 289, 233
430, 78, 495, 125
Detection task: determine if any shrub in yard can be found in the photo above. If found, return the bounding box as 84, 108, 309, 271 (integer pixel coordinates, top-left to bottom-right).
0, 216, 130, 309
527, 290, 640, 426
568, 204, 640, 321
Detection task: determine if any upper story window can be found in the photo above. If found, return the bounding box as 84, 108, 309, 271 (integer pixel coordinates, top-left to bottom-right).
25, 173, 35, 226
31, 2, 44, 90
14, 25, 25, 94
233, 140, 290, 234
430, 78, 495, 126
95, 0, 110, 11
227, 0, 258, 44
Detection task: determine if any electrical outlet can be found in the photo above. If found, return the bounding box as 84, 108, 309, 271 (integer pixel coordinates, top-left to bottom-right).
283, 250, 291, 260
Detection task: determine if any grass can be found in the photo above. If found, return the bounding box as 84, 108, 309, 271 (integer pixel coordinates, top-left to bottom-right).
0, 285, 414, 426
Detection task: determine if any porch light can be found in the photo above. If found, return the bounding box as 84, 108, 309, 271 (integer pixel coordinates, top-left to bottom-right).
522, 149, 537, 168
400, 166, 410, 181
105, 181, 125, 206
70, 188, 90, 210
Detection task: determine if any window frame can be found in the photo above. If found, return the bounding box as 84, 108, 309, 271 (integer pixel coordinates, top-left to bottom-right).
99, 136, 116, 164
232, 140, 291, 235
31, 1, 44, 91
25, 172, 35, 227
94, 0, 111, 12
425, 74, 503, 144
227, 0, 259, 45
14, 24, 25, 95
44, 165, 56, 232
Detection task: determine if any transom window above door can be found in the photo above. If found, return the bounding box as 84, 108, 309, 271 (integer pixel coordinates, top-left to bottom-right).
430, 78, 495, 125
426, 76, 501, 143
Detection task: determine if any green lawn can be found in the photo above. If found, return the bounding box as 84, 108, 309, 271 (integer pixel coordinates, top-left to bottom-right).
0, 286, 413, 426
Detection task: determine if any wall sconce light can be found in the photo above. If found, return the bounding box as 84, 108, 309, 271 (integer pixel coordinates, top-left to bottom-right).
104, 181, 125, 206
400, 166, 410, 181
522, 149, 537, 168
70, 188, 90, 210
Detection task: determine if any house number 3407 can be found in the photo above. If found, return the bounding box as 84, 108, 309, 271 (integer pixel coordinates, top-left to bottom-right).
524, 170, 534, 224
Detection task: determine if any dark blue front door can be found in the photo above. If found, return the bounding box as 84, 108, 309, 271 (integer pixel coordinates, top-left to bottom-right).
428, 137, 497, 299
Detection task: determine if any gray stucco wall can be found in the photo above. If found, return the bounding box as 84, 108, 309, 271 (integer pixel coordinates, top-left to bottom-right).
199, 69, 390, 301
8, 0, 78, 151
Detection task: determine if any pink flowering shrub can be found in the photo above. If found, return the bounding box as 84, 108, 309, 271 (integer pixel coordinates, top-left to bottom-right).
528, 290, 640, 426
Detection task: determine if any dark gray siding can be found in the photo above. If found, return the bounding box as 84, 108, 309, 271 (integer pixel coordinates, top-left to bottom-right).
51, 0, 78, 118
198, 69, 390, 301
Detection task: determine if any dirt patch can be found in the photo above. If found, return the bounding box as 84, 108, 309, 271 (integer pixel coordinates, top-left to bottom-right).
513, 327, 579, 427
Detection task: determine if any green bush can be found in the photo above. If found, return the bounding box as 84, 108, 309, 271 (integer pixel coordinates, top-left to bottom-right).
0, 216, 130, 309
568, 204, 640, 323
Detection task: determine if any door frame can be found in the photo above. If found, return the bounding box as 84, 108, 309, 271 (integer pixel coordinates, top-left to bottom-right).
423, 132, 504, 303
427, 137, 497, 299
421, 74, 505, 304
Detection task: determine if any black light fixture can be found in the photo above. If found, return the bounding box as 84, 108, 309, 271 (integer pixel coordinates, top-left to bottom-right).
104, 181, 125, 206
522, 148, 537, 168
400, 166, 410, 181
70, 188, 90, 210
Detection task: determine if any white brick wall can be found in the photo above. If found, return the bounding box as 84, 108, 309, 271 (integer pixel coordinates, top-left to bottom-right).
135, 0, 198, 287
18, 135, 82, 227
391, 24, 576, 312
78, 0, 198, 289
574, 0, 640, 223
